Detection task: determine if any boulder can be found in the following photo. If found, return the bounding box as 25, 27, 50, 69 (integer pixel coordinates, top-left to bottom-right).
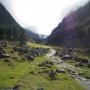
13, 47, 28, 53
48, 70, 57, 80
12, 85, 21, 90
56, 69, 65, 73
25, 54, 34, 61
0, 46, 3, 51
30, 49, 40, 57
75, 62, 85, 67
0, 51, 10, 58
80, 58, 88, 63
37, 87, 45, 90
38, 60, 53, 67
74, 56, 81, 62
85, 49, 90, 55
85, 76, 90, 79
61, 54, 72, 60
87, 63, 90, 68
42, 70, 49, 73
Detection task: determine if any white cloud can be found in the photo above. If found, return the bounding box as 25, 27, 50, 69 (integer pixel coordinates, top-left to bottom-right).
0, 0, 89, 35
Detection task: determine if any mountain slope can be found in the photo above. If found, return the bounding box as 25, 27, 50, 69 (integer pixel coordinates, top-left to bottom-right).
0, 3, 27, 41
0, 3, 20, 26
0, 3, 43, 42
47, 1, 90, 47
26, 30, 44, 42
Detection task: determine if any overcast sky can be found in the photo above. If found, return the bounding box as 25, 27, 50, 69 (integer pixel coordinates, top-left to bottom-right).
0, 0, 89, 35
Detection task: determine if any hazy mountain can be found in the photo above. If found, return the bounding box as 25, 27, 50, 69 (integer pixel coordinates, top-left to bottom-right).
0, 3, 44, 42
26, 30, 47, 42
0, 3, 20, 27
0, 3, 27, 41
47, 1, 90, 48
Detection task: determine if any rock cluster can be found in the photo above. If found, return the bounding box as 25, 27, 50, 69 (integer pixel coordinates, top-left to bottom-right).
13, 47, 49, 61
55, 48, 90, 68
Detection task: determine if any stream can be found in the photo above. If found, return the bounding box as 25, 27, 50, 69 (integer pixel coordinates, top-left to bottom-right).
46, 49, 90, 90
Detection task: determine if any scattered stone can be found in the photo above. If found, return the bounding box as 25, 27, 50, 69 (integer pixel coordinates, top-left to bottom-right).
38, 64, 43, 67
85, 49, 90, 55
56, 69, 65, 73
37, 87, 45, 90
3, 59, 10, 63
74, 56, 81, 62
38, 71, 42, 74
81, 58, 88, 63
75, 62, 85, 67
12, 85, 21, 90
25, 54, 34, 61
11, 51, 14, 53
85, 76, 90, 79
13, 47, 28, 53
30, 71, 36, 75
61, 54, 73, 60
0, 51, 10, 58
9, 76, 14, 79
38, 61, 53, 68
0, 46, 3, 51
48, 70, 57, 80
87, 63, 90, 68
42, 70, 49, 73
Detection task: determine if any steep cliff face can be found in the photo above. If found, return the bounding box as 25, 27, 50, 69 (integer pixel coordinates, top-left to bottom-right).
47, 1, 90, 47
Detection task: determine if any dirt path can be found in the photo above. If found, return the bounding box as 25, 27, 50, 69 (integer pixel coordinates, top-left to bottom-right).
46, 49, 90, 90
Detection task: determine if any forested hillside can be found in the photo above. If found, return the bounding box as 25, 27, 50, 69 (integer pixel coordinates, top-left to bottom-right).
47, 1, 90, 47
0, 3, 27, 41
0, 3, 44, 42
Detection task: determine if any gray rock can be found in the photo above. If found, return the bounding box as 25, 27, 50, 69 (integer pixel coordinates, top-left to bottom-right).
13, 85, 21, 90
48, 70, 57, 80
0, 51, 10, 58
25, 54, 34, 61
75, 62, 85, 67
61, 54, 73, 60
56, 69, 65, 73
13, 47, 28, 53
37, 87, 45, 90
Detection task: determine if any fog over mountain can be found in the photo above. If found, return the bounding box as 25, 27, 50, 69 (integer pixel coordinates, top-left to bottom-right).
0, 0, 89, 35
0, 3, 45, 42
47, 1, 90, 47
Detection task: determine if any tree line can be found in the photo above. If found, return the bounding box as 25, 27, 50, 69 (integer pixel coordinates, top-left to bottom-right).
0, 25, 27, 41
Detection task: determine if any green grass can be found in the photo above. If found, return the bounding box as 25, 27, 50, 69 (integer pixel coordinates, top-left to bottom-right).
0, 42, 86, 90
27, 42, 51, 48
65, 57, 90, 79
0, 56, 85, 90
65, 60, 78, 66
80, 67, 90, 78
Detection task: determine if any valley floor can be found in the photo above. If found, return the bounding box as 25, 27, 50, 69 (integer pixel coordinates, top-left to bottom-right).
47, 49, 90, 90
0, 42, 87, 90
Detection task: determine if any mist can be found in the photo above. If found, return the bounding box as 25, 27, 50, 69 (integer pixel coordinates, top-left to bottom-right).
0, 0, 89, 35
